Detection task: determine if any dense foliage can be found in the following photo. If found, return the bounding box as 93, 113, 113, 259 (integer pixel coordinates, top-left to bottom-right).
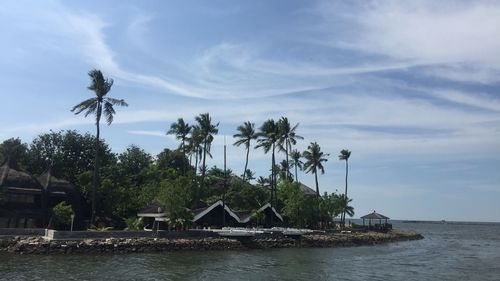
0, 114, 354, 229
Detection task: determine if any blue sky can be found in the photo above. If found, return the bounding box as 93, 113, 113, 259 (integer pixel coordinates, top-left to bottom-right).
1, 0, 499, 222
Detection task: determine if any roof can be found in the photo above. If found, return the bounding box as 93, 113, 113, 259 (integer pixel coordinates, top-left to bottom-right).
137, 201, 167, 218
240, 203, 283, 223
298, 183, 317, 196
361, 211, 390, 220
192, 200, 241, 223
38, 168, 76, 194
0, 160, 43, 192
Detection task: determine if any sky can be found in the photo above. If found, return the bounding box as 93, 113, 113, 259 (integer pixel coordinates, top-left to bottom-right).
0, 0, 499, 222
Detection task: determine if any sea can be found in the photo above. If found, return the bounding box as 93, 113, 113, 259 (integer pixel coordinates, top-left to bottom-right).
1, 221, 499, 281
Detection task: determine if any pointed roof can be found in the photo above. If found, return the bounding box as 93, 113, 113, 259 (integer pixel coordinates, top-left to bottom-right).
239, 203, 283, 223
361, 211, 390, 220
192, 200, 241, 223
298, 182, 317, 196
37, 167, 75, 194
0, 159, 43, 192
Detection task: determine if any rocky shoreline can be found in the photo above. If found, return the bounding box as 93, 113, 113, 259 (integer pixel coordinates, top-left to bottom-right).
0, 230, 423, 254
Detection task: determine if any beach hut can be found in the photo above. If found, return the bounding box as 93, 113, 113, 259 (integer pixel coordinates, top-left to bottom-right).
238, 203, 284, 227
192, 200, 242, 228
298, 183, 317, 196
360, 211, 392, 231
0, 158, 46, 228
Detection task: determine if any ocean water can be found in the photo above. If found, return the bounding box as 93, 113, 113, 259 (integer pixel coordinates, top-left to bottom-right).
1, 221, 499, 281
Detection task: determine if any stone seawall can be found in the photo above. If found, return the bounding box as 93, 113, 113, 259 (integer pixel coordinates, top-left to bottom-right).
0, 230, 423, 254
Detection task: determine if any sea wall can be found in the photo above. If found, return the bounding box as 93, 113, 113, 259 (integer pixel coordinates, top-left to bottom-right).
0, 230, 423, 254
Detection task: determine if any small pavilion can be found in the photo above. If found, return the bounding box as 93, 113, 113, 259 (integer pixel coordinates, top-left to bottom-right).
360, 211, 392, 231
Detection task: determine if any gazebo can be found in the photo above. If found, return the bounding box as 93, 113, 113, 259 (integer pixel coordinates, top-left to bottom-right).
360, 211, 392, 231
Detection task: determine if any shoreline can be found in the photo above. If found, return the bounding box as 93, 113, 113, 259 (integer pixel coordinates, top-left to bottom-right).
0, 230, 423, 254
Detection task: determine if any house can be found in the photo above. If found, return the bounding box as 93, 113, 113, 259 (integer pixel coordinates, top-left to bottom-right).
0, 159, 46, 228
0, 159, 83, 229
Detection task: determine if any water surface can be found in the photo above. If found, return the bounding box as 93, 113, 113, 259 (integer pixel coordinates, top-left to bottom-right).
1, 222, 499, 280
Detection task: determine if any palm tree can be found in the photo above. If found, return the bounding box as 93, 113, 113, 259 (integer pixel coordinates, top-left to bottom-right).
256, 119, 279, 207
71, 69, 128, 225
338, 195, 354, 224
233, 121, 257, 182
167, 118, 192, 175
303, 142, 329, 197
289, 149, 303, 182
187, 125, 203, 174
256, 176, 270, 188
195, 113, 219, 189
277, 117, 303, 179
339, 149, 351, 226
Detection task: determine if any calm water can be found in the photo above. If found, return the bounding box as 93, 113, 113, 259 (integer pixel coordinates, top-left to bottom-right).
1, 222, 500, 280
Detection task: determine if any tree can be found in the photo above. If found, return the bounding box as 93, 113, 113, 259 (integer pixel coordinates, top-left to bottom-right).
256, 119, 280, 208
303, 142, 329, 197
167, 118, 192, 175
233, 121, 257, 182
118, 145, 152, 185
187, 125, 204, 174
339, 149, 351, 226
339, 195, 354, 223
71, 69, 128, 225
195, 113, 218, 190
289, 149, 303, 182
0, 138, 28, 168
277, 117, 303, 179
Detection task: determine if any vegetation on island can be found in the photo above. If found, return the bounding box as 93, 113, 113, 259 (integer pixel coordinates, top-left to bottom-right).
0, 69, 355, 230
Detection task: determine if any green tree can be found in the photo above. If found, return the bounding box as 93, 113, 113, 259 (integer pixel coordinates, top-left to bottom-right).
289, 149, 303, 182
0, 138, 28, 168
256, 119, 279, 208
339, 195, 354, 223
303, 142, 329, 197
26, 130, 115, 183
277, 117, 303, 179
195, 113, 219, 190
187, 125, 204, 174
71, 69, 128, 225
338, 149, 351, 226
157, 176, 194, 229
167, 118, 192, 175
233, 121, 258, 182
118, 145, 152, 185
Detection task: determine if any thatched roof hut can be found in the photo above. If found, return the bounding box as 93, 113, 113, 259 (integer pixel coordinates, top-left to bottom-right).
298, 183, 317, 196
192, 200, 242, 228
0, 159, 45, 228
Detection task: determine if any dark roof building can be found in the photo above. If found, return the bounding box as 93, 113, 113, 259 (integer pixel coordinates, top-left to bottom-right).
0, 159, 46, 228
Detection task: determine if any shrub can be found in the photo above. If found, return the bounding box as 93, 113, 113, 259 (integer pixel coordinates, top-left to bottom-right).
52, 202, 74, 230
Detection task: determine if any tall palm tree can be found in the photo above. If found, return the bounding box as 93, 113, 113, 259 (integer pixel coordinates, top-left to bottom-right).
233, 121, 257, 182
187, 125, 203, 174
289, 149, 303, 182
167, 118, 192, 175
277, 117, 303, 179
303, 142, 329, 197
256, 119, 279, 207
195, 113, 219, 189
339, 149, 351, 226
71, 69, 128, 225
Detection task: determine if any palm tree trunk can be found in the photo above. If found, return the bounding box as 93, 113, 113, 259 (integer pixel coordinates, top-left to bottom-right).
91, 104, 102, 226
342, 159, 348, 226
194, 151, 198, 175
181, 139, 186, 176
285, 140, 289, 180
294, 163, 298, 182
271, 143, 276, 225
314, 170, 319, 197
200, 139, 207, 188
243, 145, 250, 182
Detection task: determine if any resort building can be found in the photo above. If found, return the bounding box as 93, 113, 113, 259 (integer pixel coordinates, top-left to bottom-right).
0, 159, 82, 229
